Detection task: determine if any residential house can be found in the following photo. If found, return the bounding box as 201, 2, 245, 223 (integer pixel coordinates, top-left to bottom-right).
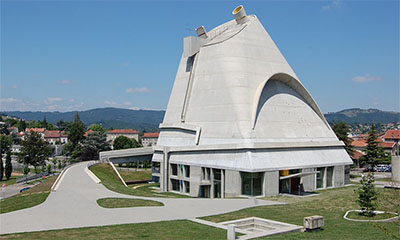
141, 132, 159, 146
106, 129, 139, 144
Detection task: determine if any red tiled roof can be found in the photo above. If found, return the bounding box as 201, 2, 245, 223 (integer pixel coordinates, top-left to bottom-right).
378, 141, 396, 149
84, 130, 94, 137
44, 130, 60, 138
26, 128, 45, 133
351, 140, 367, 148
383, 130, 400, 140
351, 150, 364, 160
143, 132, 159, 138
107, 129, 139, 134
60, 131, 68, 137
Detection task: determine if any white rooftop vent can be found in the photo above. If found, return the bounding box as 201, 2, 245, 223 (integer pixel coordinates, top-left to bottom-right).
232, 5, 248, 24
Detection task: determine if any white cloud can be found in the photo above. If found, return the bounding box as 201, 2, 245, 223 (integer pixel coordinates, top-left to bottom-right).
11, 85, 18, 89
104, 100, 119, 107
57, 80, 72, 85
321, 0, 342, 11
123, 101, 132, 106
129, 107, 142, 110
126, 87, 150, 93
352, 74, 381, 83
46, 97, 63, 103
0, 98, 21, 103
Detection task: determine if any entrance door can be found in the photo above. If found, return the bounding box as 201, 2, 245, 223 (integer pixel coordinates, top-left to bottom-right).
200, 186, 210, 198
290, 177, 300, 193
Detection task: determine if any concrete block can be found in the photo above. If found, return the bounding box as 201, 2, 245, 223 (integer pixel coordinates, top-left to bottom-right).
225, 170, 241, 197
392, 156, 400, 182
263, 171, 279, 196
304, 215, 324, 230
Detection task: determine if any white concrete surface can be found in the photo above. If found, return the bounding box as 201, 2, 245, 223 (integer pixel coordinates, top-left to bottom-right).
0, 162, 282, 235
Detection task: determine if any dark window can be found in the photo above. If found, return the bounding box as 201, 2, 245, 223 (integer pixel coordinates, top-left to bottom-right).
326, 167, 334, 187
316, 167, 324, 189
171, 164, 178, 176
171, 179, 179, 191
241, 172, 263, 196
185, 181, 190, 193
185, 165, 190, 178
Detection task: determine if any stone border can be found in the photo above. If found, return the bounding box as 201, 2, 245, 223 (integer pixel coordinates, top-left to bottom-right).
344, 210, 399, 222
85, 161, 101, 184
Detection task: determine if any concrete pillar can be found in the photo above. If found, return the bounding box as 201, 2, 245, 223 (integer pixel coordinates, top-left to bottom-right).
190, 166, 201, 197
333, 165, 344, 187
227, 224, 235, 240
162, 147, 170, 192
263, 171, 279, 197
225, 170, 241, 197
392, 156, 400, 182
301, 168, 315, 191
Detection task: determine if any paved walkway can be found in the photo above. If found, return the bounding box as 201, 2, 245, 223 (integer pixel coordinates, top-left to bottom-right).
1, 181, 38, 200
0, 162, 282, 235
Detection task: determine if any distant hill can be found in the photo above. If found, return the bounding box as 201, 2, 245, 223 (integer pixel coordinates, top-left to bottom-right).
324, 108, 399, 125
3, 107, 399, 130
2, 108, 165, 132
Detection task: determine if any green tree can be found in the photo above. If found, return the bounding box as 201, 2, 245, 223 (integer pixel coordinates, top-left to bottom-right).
356, 173, 377, 217
42, 116, 48, 129
18, 131, 52, 169
56, 120, 69, 131
88, 124, 106, 133
16, 119, 27, 132
113, 136, 134, 150
0, 135, 12, 155
360, 124, 389, 169
332, 121, 354, 156
0, 153, 3, 181
5, 151, 12, 180
68, 113, 85, 148
81, 131, 111, 161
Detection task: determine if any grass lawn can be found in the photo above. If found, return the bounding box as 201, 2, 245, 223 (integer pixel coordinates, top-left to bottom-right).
90, 164, 190, 198
377, 177, 399, 183
118, 169, 152, 182
0, 175, 57, 214
97, 197, 163, 208
346, 211, 397, 220
0, 176, 17, 186
0, 220, 228, 240
201, 186, 400, 239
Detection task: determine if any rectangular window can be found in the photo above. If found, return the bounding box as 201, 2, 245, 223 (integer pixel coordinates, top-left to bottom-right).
152, 162, 160, 174
316, 167, 324, 189
326, 167, 334, 187
171, 164, 178, 176
201, 167, 210, 180
213, 169, 222, 198
184, 165, 190, 178
171, 179, 179, 191
241, 172, 263, 196
185, 181, 190, 193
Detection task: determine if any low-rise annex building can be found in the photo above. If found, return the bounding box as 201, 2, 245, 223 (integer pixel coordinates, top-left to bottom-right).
142, 132, 159, 147
151, 6, 353, 198
106, 129, 139, 144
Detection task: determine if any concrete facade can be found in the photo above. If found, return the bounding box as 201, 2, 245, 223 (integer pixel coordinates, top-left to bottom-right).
152, 6, 352, 198
392, 156, 400, 182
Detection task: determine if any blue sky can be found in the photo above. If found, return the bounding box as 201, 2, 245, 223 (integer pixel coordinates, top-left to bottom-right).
1, 0, 399, 113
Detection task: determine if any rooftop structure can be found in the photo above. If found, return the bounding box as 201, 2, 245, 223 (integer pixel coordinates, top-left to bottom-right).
152, 6, 352, 198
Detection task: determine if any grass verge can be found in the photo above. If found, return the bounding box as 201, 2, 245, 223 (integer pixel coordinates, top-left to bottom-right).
0, 220, 228, 240
0, 176, 17, 186
118, 169, 152, 182
201, 186, 400, 239
89, 163, 190, 198
0, 175, 57, 214
97, 197, 163, 208
346, 211, 397, 220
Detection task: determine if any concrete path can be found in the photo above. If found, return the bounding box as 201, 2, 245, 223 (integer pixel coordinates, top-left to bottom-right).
1, 182, 38, 200
0, 162, 282, 235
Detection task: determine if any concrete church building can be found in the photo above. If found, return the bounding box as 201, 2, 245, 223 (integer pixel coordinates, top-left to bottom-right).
152, 6, 352, 198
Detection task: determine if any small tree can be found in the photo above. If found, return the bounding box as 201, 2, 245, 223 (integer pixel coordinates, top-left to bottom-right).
5, 151, 12, 180
356, 173, 377, 216
113, 136, 134, 150
0, 152, 3, 181
46, 164, 52, 174
360, 124, 387, 169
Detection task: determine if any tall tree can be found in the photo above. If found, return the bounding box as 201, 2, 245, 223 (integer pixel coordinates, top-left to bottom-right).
56, 120, 69, 131
81, 131, 111, 161
360, 124, 389, 169
16, 119, 27, 132
0, 153, 3, 181
332, 121, 354, 156
68, 113, 85, 148
0, 135, 12, 155
18, 131, 52, 169
88, 124, 106, 133
42, 116, 48, 129
5, 151, 12, 180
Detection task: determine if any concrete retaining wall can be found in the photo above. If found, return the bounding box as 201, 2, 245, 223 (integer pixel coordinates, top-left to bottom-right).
392, 156, 400, 182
